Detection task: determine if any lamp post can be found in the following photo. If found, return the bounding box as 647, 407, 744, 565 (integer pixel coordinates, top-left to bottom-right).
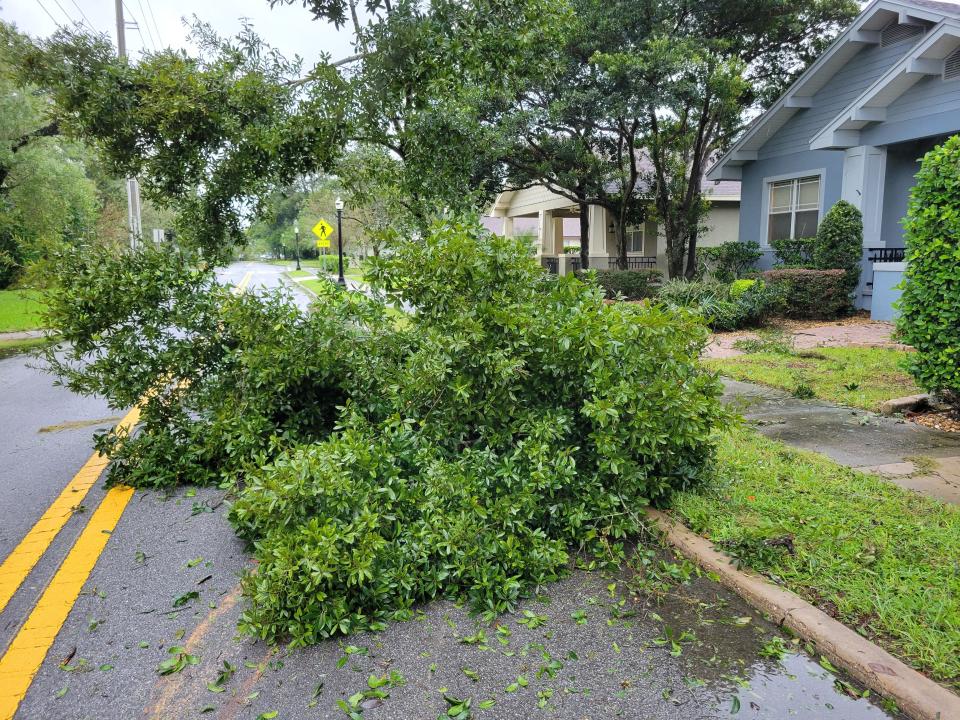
293, 220, 301, 271
335, 196, 346, 286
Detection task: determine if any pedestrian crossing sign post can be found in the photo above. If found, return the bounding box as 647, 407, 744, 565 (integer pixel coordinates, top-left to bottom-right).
312, 219, 333, 248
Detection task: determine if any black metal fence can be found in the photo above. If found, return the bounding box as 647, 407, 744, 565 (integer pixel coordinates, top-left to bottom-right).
568, 256, 582, 272
542, 257, 559, 274
607, 256, 657, 270
867, 247, 905, 263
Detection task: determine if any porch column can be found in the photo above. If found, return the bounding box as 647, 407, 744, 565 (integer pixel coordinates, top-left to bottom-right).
502, 216, 514, 238
841, 145, 886, 246
537, 209, 556, 256
587, 205, 607, 268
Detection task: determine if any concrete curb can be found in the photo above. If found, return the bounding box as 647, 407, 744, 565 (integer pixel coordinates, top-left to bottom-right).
647, 508, 960, 720
279, 271, 319, 300
880, 393, 930, 416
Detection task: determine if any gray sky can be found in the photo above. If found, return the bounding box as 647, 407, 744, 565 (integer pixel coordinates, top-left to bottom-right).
2, 0, 356, 68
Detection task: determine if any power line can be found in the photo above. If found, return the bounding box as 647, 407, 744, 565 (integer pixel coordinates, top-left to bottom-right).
121, 0, 152, 53
67, 0, 97, 32
135, 0, 157, 51
34, 0, 61, 27
47, 0, 75, 25
143, 0, 163, 48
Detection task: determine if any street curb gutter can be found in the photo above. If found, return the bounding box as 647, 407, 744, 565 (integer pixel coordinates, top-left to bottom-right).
280, 271, 319, 300
646, 508, 960, 720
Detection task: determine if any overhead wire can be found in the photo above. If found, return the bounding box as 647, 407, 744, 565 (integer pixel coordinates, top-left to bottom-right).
143, 0, 164, 49
47, 0, 76, 26
66, 0, 98, 33
34, 0, 61, 27
121, 0, 152, 53
135, 0, 158, 51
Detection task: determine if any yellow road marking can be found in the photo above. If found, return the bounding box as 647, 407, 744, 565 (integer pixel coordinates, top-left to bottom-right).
0, 405, 140, 615
232, 271, 253, 295
0, 485, 135, 719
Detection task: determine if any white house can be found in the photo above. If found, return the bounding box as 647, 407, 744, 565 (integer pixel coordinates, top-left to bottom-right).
485, 179, 741, 276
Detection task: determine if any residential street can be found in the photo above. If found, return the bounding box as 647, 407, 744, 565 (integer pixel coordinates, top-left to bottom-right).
0, 263, 900, 720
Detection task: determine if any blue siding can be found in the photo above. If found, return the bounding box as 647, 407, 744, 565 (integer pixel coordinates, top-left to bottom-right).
880, 137, 949, 247
870, 265, 905, 321
758, 41, 918, 160
738, 151, 845, 245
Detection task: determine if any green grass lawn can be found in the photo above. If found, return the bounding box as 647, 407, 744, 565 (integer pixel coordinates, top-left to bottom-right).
705, 345, 919, 411
286, 269, 313, 278
0, 290, 45, 332
672, 427, 960, 689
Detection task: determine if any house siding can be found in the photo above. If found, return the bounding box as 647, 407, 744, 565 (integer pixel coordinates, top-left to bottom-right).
880, 136, 949, 247
758, 40, 920, 161
738, 150, 845, 247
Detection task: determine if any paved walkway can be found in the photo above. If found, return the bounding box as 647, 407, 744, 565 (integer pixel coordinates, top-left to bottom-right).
707, 319, 906, 359
724, 378, 960, 504
0, 329, 48, 342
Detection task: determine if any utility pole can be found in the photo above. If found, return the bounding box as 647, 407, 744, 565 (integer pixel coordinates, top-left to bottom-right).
116, 0, 142, 250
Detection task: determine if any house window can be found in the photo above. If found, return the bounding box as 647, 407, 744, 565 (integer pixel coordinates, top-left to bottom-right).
626, 226, 645, 253
768, 175, 820, 242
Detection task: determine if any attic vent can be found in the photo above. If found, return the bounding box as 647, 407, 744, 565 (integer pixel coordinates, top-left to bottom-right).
880, 21, 924, 47
946, 47, 960, 81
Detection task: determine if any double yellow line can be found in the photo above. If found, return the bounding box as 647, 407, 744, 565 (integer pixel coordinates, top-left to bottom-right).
0, 270, 255, 719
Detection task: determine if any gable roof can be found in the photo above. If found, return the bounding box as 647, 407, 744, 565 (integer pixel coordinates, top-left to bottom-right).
810, 18, 960, 148
707, 0, 960, 180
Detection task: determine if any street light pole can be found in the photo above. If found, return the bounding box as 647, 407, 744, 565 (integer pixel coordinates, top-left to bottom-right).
294, 221, 301, 271
335, 197, 346, 286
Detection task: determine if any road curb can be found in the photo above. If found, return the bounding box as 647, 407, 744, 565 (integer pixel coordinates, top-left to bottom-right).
646, 508, 960, 720
280, 271, 319, 299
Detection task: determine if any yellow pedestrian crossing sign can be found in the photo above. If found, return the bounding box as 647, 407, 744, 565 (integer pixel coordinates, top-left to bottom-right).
312, 218, 333, 248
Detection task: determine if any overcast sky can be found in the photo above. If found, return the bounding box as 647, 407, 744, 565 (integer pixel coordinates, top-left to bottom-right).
2, 0, 356, 68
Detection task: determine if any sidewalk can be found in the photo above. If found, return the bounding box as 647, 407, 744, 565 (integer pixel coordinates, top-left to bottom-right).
725, 378, 960, 504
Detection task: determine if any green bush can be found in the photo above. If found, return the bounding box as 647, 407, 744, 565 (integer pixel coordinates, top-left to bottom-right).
761, 268, 849, 319
579, 268, 662, 300
813, 200, 863, 295
770, 237, 815, 266
699, 241, 762, 283
897, 135, 960, 409
43, 218, 726, 645
656, 279, 778, 331
311, 255, 352, 272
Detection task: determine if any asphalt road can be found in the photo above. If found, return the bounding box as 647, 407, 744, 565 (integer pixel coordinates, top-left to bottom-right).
0, 262, 899, 720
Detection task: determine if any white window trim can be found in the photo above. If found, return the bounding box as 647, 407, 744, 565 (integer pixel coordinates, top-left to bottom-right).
625, 225, 647, 255
759, 169, 826, 248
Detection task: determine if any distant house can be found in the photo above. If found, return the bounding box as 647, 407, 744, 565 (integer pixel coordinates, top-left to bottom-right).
708, 0, 960, 319
485, 177, 740, 276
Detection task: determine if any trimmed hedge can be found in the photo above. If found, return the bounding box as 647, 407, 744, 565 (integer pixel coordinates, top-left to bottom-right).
761, 268, 849, 319
580, 269, 662, 300
897, 135, 960, 409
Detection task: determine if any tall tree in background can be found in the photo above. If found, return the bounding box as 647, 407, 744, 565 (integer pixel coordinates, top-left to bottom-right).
487, 0, 857, 276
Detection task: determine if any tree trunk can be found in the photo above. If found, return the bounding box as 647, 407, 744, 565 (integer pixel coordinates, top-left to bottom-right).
665, 225, 685, 279
615, 218, 628, 270
683, 227, 699, 279
578, 202, 589, 270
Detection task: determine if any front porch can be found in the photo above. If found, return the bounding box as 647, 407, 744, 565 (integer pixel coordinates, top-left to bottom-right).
492, 195, 661, 276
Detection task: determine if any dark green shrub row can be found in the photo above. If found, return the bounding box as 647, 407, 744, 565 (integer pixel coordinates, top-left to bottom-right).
770, 237, 815, 267
577, 268, 662, 300
761, 268, 849, 319
43, 219, 726, 645
897, 135, 960, 409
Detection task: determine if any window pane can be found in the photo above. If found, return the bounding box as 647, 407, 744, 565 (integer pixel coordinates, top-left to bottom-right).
794, 210, 819, 238
770, 181, 793, 212
627, 228, 643, 252
797, 177, 820, 210
769, 212, 793, 241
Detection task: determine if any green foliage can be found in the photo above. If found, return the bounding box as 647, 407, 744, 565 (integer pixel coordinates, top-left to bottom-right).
770, 236, 815, 266
761, 269, 850, 319
656, 279, 779, 331
578, 269, 661, 300
728, 278, 756, 299
897, 135, 960, 409
43, 218, 725, 645
813, 200, 863, 295
699, 241, 762, 283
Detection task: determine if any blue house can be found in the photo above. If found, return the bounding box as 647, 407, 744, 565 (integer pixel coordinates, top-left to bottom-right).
707, 0, 960, 319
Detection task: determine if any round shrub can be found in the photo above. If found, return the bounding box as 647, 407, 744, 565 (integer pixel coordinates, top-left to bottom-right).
761, 268, 849, 319
897, 134, 960, 409
699, 241, 762, 283
813, 200, 863, 295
